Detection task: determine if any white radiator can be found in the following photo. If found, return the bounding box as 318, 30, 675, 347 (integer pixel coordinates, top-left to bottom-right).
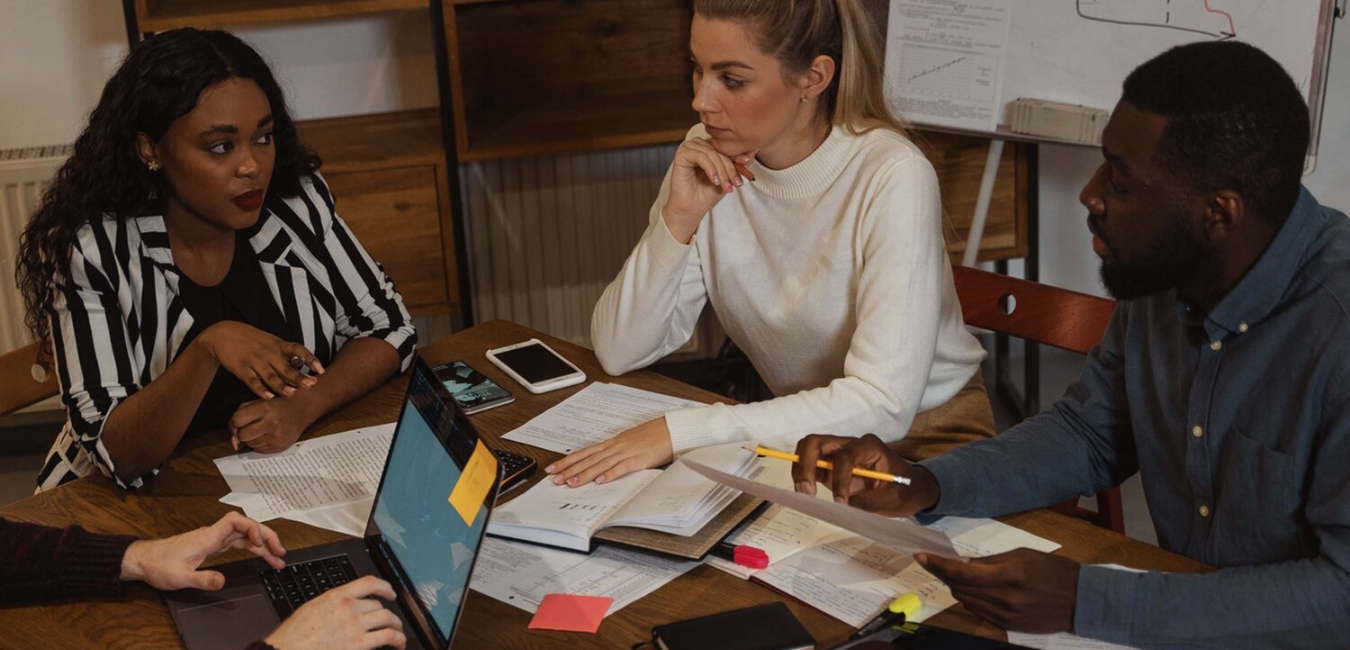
461, 144, 711, 355
0, 146, 69, 355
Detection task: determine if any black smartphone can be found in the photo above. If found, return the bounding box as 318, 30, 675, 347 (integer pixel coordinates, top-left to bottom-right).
433, 360, 515, 414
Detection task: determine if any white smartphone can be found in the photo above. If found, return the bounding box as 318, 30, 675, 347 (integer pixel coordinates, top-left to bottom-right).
485, 338, 586, 394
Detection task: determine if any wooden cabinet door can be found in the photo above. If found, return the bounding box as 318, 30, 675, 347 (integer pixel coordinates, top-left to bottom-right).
322, 166, 452, 315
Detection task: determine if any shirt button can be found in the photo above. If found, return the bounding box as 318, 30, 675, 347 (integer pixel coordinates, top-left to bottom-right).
1199, 505, 1211, 517
1192, 426, 1203, 438
1238, 322, 1249, 333
1210, 340, 1223, 351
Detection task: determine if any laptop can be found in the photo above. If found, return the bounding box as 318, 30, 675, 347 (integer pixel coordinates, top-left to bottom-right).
166, 357, 503, 650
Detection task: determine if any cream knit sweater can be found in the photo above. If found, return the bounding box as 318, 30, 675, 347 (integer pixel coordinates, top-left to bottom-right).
591, 124, 986, 453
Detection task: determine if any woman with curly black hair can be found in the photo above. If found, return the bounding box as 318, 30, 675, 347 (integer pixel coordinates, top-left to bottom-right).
17, 28, 416, 491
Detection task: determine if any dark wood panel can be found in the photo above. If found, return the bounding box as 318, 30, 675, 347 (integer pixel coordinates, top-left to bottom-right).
135, 0, 425, 31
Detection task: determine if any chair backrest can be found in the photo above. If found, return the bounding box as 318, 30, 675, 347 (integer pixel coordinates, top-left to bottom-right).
0, 342, 60, 416
951, 265, 1116, 354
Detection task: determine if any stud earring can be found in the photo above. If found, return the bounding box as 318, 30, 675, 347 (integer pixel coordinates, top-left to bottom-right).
800, 95, 808, 103
146, 160, 161, 171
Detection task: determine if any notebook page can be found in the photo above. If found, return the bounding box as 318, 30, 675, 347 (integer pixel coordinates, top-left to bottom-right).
605, 444, 758, 534
488, 469, 661, 549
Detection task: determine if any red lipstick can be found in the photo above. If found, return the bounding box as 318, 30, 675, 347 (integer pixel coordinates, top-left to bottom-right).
233, 189, 264, 212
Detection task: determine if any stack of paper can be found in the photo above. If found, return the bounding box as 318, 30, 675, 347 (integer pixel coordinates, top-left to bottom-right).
694, 458, 1061, 628
502, 382, 707, 454
214, 423, 395, 537
471, 537, 697, 618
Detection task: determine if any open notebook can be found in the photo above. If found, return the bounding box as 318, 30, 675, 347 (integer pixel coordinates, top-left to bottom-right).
487, 443, 760, 555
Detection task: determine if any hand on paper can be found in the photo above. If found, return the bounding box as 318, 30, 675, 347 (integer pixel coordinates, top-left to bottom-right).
792, 433, 941, 516
662, 137, 756, 243
120, 511, 286, 590
545, 416, 674, 487
264, 576, 407, 650
231, 397, 311, 453
916, 548, 1080, 634
198, 321, 323, 400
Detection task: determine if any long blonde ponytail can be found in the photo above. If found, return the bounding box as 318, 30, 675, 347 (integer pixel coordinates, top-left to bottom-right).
693, 0, 905, 136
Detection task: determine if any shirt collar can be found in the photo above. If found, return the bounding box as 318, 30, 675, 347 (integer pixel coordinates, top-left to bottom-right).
1199, 186, 1324, 337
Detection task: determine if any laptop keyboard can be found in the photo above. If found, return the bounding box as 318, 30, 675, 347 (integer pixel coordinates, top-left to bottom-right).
260, 555, 358, 619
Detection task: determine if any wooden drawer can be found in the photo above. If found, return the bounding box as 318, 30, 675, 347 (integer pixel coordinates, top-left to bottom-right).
323, 166, 452, 315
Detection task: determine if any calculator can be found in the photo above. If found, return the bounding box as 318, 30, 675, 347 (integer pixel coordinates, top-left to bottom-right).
495, 448, 537, 494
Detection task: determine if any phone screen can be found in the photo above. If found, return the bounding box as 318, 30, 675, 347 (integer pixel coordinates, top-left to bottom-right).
494, 343, 577, 384
434, 361, 512, 409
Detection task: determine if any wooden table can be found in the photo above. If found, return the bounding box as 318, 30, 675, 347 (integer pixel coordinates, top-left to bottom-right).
0, 320, 1208, 649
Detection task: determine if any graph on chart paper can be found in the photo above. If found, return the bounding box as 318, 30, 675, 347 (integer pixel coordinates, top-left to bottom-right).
885, 0, 1325, 139
886, 0, 1012, 131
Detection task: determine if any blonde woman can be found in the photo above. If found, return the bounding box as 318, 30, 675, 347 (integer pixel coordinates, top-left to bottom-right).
549, 0, 992, 487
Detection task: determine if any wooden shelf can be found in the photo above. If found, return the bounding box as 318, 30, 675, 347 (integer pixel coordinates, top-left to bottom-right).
134, 0, 425, 32
915, 131, 1028, 263
297, 109, 443, 171
446, 0, 694, 161
296, 110, 460, 316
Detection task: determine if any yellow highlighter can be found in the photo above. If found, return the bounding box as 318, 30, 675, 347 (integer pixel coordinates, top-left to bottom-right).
751, 445, 912, 486
852, 592, 924, 639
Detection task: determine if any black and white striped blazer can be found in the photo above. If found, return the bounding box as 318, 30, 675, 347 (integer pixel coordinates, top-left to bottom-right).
37, 173, 417, 491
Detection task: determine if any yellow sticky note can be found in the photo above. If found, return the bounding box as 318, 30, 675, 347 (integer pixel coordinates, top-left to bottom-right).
448, 441, 497, 527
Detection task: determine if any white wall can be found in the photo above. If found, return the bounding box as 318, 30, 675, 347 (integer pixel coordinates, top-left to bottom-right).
0, 3, 436, 150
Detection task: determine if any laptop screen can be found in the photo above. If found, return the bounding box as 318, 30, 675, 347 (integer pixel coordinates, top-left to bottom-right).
369, 361, 495, 645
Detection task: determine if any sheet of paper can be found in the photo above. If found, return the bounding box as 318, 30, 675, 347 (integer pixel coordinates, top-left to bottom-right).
1006, 631, 1144, 650
885, 0, 1013, 131
471, 538, 696, 616
927, 516, 1061, 556
502, 382, 706, 454
753, 534, 958, 628
685, 460, 958, 558
449, 440, 497, 526
707, 502, 847, 579
528, 594, 612, 633
285, 496, 373, 538
215, 423, 394, 521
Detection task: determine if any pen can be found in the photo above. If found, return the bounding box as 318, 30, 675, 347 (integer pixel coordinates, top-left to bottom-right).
711, 541, 769, 569
750, 446, 912, 486
851, 592, 923, 639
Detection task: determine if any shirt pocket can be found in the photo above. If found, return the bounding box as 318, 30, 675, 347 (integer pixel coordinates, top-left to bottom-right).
1214, 425, 1299, 565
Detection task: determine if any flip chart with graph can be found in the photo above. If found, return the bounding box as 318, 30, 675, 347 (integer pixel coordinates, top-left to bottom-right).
885, 0, 1338, 154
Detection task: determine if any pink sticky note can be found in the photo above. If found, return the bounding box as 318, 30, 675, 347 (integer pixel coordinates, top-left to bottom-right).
528, 593, 613, 633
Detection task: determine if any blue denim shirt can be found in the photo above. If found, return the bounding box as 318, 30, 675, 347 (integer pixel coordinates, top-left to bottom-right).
921, 188, 1350, 649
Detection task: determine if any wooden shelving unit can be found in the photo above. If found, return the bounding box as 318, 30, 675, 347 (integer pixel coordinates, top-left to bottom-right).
444, 0, 696, 161
131, 0, 425, 31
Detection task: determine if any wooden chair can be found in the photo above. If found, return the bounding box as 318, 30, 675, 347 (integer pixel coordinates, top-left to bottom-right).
951, 265, 1126, 534
0, 342, 59, 417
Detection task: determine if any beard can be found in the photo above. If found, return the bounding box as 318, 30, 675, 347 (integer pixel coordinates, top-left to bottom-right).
1098, 215, 1207, 301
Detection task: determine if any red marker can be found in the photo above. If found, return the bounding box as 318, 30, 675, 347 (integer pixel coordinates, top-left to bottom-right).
712, 541, 769, 569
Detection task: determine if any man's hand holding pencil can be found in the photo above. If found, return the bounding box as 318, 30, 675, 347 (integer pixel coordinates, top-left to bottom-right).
790, 433, 941, 516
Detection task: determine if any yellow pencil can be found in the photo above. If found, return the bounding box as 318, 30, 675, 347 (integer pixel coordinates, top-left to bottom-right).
751, 445, 912, 486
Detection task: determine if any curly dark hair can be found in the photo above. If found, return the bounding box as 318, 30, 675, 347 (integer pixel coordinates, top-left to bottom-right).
1122, 40, 1309, 222
16, 28, 320, 364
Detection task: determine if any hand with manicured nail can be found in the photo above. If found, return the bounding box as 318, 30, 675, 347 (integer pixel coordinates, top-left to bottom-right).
662, 137, 757, 244
545, 416, 674, 487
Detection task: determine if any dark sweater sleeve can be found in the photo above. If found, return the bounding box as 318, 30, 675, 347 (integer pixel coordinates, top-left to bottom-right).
0, 517, 136, 602
242, 642, 279, 650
